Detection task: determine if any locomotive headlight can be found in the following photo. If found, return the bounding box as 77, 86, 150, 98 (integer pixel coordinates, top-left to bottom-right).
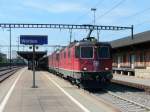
105, 67, 109, 70
83, 67, 87, 71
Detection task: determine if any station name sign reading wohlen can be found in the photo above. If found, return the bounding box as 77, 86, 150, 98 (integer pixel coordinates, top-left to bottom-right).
20, 35, 48, 45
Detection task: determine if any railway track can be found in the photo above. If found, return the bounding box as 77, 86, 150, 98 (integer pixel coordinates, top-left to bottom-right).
95, 91, 150, 112
0, 67, 21, 82
93, 84, 150, 112
50, 72, 150, 112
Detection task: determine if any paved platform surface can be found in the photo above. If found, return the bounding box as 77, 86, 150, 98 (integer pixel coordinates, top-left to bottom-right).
112, 74, 150, 91
0, 68, 119, 112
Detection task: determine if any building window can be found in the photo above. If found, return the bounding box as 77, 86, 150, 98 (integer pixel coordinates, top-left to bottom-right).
123, 54, 126, 62
127, 55, 130, 62
140, 53, 144, 62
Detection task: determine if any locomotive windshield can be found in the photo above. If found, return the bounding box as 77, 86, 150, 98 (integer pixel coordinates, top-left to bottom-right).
98, 46, 110, 58
81, 46, 93, 58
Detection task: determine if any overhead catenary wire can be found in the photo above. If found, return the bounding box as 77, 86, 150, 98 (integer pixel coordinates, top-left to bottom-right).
121, 6, 150, 29
74, 0, 104, 40
113, 6, 150, 26
133, 20, 150, 28
73, 0, 105, 24
95, 0, 126, 20
87, 0, 126, 39
124, 7, 150, 19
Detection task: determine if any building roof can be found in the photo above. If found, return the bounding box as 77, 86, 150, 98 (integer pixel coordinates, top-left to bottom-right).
110, 30, 150, 48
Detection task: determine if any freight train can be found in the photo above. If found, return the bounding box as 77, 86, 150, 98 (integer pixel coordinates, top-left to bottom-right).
47, 37, 113, 89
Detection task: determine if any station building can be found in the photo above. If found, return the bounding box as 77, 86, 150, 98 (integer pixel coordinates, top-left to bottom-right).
111, 30, 150, 78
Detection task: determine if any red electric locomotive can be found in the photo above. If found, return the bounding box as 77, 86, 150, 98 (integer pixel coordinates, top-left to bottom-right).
48, 37, 112, 88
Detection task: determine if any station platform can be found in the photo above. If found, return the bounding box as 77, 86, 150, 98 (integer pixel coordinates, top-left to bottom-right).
112, 74, 150, 91
0, 68, 119, 112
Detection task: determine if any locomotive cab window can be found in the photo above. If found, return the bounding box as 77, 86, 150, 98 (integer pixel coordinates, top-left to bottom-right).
81, 46, 93, 58
98, 46, 110, 59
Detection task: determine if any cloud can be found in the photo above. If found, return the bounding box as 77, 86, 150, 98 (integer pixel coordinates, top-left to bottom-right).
23, 1, 86, 13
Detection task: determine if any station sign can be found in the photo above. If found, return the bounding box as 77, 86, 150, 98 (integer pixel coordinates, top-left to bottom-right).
20, 35, 48, 45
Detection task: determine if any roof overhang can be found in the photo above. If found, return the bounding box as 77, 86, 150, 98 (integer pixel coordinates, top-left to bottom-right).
17, 51, 47, 61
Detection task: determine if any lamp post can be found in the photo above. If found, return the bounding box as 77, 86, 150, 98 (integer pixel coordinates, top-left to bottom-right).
91, 8, 97, 25
32, 45, 36, 88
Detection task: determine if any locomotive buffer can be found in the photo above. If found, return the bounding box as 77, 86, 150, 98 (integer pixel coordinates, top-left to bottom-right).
20, 35, 48, 88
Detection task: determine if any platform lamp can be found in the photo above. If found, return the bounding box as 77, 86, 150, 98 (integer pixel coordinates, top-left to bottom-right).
91, 8, 99, 41
36, 46, 38, 49
29, 46, 32, 49
91, 8, 97, 25
29, 45, 38, 70
29, 46, 38, 49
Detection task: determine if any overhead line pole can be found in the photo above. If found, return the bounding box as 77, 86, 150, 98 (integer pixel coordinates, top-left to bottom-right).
32, 44, 36, 88
9, 27, 12, 69
69, 29, 72, 43
131, 25, 134, 39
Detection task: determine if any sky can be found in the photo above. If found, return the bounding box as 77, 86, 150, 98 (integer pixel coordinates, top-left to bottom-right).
0, 0, 150, 56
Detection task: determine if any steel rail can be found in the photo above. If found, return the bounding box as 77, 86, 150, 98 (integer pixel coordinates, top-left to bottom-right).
0, 67, 21, 82
95, 89, 150, 112
107, 91, 150, 111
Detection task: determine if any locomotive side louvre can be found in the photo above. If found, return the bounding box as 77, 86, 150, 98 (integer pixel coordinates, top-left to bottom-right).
48, 39, 113, 88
